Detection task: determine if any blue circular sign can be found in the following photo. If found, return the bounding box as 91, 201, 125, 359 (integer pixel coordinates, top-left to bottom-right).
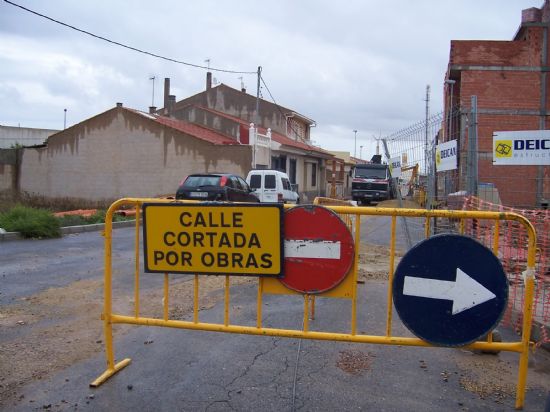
393, 234, 508, 347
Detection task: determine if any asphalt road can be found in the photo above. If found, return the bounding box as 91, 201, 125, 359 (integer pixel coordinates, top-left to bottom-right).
1, 225, 550, 411
359, 214, 426, 250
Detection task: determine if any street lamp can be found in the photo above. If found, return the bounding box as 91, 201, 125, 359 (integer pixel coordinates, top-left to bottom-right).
353, 130, 357, 157
360, 145, 364, 160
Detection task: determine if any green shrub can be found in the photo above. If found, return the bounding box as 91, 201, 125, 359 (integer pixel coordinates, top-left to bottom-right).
86, 210, 107, 224
0, 205, 61, 238
56, 214, 88, 227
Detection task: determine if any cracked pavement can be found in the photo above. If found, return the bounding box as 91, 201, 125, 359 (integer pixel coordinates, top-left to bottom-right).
2, 224, 550, 411
4, 279, 550, 411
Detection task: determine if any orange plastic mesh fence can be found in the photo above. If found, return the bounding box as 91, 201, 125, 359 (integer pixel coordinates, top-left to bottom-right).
462, 196, 549, 345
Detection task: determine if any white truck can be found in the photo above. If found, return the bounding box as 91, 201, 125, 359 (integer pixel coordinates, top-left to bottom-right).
246, 170, 300, 204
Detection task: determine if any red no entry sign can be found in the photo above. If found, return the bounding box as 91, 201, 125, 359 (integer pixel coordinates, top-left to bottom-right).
281, 205, 355, 294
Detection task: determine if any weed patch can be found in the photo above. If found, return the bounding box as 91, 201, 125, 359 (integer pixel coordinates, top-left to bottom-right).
0, 205, 61, 238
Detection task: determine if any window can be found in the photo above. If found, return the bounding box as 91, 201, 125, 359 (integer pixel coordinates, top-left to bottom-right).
311, 163, 317, 187
282, 177, 291, 191
287, 118, 306, 140
265, 174, 276, 189
230, 176, 242, 190
224, 177, 235, 188
237, 177, 250, 191
183, 176, 220, 187
249, 174, 261, 189
271, 155, 287, 172
289, 159, 297, 183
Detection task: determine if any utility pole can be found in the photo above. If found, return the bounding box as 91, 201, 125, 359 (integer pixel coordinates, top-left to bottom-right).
424, 85, 430, 175
467, 95, 479, 196
255, 66, 262, 126
353, 130, 357, 157
64, 109, 67, 129
253, 66, 262, 169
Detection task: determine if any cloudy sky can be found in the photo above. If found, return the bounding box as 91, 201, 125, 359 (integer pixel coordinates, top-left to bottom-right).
0, 0, 541, 159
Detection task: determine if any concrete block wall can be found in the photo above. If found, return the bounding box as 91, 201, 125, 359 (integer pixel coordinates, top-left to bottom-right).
19, 108, 252, 201
0, 164, 14, 192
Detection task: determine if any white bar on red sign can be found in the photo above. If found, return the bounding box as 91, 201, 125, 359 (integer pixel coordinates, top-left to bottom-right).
284, 240, 341, 259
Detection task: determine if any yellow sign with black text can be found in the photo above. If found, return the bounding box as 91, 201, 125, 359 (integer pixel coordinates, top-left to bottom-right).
143, 203, 284, 276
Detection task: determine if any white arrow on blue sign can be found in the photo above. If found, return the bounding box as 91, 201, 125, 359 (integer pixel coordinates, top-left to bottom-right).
403, 268, 496, 315
392, 234, 508, 347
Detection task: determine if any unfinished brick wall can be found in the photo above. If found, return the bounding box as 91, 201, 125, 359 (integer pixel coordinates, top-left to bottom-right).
449, 21, 550, 208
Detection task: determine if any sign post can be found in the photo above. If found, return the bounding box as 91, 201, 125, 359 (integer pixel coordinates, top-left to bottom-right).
392, 234, 508, 346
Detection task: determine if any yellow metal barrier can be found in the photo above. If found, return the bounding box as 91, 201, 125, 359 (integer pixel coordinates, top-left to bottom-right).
91, 198, 537, 410
313, 196, 356, 230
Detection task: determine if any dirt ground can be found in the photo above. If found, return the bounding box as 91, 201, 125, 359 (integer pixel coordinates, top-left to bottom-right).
1, 244, 549, 407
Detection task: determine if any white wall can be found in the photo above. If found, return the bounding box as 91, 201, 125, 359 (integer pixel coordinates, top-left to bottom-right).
0, 125, 58, 148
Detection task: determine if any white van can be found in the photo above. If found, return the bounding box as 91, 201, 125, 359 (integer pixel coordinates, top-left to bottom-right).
246, 170, 300, 204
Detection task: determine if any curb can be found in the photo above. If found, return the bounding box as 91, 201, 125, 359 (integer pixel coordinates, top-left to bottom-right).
0, 220, 137, 242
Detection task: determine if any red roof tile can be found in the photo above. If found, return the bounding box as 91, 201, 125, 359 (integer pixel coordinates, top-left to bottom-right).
127, 108, 239, 145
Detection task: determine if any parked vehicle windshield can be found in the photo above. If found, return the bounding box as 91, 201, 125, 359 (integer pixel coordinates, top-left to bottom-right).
355, 167, 387, 179
183, 175, 221, 187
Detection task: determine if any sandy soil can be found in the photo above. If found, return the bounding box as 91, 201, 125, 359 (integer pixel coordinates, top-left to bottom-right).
0, 274, 254, 406
1, 244, 548, 407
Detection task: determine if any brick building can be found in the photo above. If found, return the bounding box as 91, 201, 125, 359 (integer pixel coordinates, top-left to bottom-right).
446, 1, 550, 208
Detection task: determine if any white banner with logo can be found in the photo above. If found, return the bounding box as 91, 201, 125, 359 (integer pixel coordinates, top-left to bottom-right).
436, 140, 457, 172
493, 130, 550, 165
389, 156, 402, 178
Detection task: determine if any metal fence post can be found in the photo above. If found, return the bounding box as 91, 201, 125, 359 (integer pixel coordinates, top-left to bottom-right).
467, 96, 479, 196
383, 138, 413, 250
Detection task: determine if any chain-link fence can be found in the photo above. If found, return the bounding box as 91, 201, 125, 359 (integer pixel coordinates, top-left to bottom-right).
384, 103, 550, 211
382, 103, 550, 344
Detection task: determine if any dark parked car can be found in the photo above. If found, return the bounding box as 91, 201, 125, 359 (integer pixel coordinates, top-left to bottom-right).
175, 173, 260, 202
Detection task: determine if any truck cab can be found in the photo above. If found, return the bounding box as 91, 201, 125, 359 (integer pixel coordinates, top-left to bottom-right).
350, 163, 392, 205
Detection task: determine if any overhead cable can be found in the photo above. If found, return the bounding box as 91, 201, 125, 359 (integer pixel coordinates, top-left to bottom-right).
261, 75, 312, 144
4, 0, 256, 75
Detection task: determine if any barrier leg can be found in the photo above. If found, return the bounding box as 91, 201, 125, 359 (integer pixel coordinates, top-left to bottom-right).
90, 202, 131, 387
90, 318, 131, 387
514, 269, 536, 410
